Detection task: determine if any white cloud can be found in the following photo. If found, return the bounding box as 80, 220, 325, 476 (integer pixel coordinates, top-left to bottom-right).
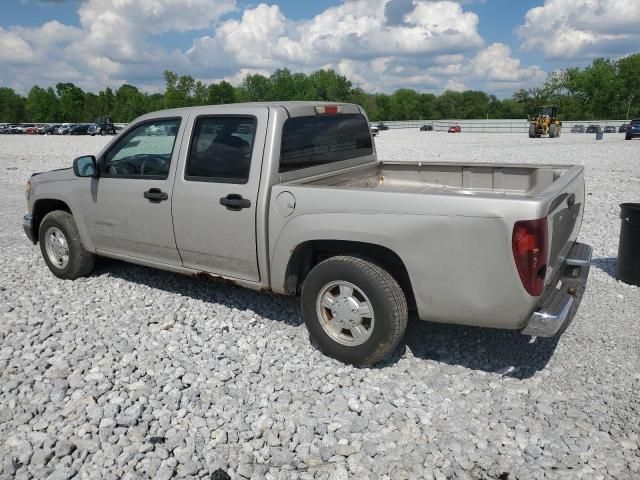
0, 27, 36, 63
472, 43, 547, 87
519, 0, 640, 59
0, 0, 545, 95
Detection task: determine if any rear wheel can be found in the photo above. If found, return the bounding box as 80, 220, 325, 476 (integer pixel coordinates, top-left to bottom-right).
626, 134, 632, 140
529, 124, 536, 138
549, 124, 557, 138
39, 211, 95, 280
301, 256, 408, 366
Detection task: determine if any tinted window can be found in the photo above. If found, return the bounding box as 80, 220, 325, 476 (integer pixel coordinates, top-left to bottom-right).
102, 119, 180, 178
631, 119, 640, 125
279, 114, 373, 173
186, 116, 257, 183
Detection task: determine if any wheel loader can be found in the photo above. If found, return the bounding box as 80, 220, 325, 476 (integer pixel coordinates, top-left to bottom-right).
528, 105, 562, 138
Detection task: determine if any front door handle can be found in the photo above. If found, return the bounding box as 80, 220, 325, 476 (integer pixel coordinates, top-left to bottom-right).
143, 188, 169, 203
220, 194, 251, 211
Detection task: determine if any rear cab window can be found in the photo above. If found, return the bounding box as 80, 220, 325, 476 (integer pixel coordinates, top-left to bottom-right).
279, 113, 373, 173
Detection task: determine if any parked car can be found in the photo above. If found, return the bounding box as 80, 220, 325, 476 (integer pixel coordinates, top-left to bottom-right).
603, 126, 616, 133
377, 122, 389, 131
625, 119, 640, 140
87, 124, 100, 136
370, 125, 379, 137
70, 124, 91, 135
420, 124, 433, 132
24, 125, 38, 135
585, 125, 601, 133
619, 124, 628, 133
22, 102, 592, 366
570, 124, 585, 133
57, 124, 74, 135
89, 117, 116, 136
43, 125, 60, 135
448, 125, 461, 133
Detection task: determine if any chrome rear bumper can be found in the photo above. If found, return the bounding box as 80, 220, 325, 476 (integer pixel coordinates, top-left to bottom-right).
521, 242, 592, 337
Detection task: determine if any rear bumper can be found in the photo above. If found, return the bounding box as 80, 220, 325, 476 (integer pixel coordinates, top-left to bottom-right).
23, 214, 36, 244
521, 242, 592, 337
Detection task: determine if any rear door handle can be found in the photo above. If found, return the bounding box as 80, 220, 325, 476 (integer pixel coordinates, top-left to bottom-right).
220, 194, 251, 211
143, 188, 169, 203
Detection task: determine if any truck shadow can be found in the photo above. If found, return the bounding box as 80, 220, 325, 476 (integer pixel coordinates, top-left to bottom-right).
590, 256, 617, 278
97, 259, 558, 379
390, 318, 560, 379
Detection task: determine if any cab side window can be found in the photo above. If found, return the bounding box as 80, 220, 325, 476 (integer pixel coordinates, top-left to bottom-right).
102, 119, 181, 178
185, 117, 257, 184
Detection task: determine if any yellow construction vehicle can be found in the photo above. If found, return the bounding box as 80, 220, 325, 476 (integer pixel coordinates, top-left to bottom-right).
528, 105, 562, 138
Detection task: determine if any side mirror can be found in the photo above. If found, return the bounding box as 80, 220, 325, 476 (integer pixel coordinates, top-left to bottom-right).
73, 155, 98, 178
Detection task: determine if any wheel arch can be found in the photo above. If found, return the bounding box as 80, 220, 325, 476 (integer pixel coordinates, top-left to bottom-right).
32, 198, 72, 243
283, 239, 416, 312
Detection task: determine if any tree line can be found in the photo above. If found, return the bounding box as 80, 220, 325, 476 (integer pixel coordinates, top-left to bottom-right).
0, 53, 638, 124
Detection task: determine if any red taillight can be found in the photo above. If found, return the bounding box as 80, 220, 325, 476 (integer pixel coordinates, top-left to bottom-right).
512, 218, 548, 296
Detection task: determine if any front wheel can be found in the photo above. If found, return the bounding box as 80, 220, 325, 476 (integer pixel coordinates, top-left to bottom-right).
39, 210, 95, 280
301, 256, 408, 366
529, 124, 536, 138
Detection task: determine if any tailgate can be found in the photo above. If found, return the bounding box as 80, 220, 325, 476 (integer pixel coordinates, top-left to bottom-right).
542, 165, 586, 285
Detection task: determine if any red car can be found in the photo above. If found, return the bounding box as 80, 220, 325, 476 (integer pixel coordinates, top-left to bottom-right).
25, 125, 38, 135
448, 125, 461, 133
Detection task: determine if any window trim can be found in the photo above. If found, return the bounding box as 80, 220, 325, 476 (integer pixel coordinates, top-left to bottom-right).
99, 117, 182, 180
184, 114, 258, 185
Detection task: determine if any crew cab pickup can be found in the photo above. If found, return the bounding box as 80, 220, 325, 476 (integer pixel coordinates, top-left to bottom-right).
23, 102, 592, 366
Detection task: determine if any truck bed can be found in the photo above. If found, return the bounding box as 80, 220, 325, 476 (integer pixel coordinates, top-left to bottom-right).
302, 161, 568, 199
273, 159, 586, 328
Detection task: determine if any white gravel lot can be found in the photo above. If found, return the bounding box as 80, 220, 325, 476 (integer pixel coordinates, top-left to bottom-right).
1, 131, 639, 480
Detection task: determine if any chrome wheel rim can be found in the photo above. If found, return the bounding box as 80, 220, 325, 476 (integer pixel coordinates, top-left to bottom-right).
316, 281, 375, 346
44, 227, 69, 269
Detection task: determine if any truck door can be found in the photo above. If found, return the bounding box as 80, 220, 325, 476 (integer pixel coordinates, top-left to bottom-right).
82, 117, 185, 265
171, 108, 269, 282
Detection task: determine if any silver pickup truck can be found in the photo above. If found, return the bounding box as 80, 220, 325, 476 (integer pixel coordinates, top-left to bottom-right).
23, 102, 592, 366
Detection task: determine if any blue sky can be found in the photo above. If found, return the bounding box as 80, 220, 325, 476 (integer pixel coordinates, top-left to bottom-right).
1, 0, 638, 96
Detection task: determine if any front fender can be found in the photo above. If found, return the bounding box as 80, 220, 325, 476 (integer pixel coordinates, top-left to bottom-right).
31, 181, 95, 253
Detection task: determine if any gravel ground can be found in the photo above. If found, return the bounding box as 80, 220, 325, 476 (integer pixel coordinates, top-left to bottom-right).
1, 132, 639, 480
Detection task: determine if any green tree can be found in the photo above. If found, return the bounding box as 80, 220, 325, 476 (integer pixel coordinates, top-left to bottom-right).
82, 92, 101, 122
0, 87, 26, 122
26, 86, 59, 122
98, 87, 116, 118
617, 53, 640, 118
308, 69, 352, 101
207, 80, 236, 104
56, 83, 85, 122
239, 74, 270, 102
112, 84, 146, 122
163, 70, 196, 108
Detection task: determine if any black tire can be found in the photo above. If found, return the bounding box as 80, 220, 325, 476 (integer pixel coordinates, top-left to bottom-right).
301, 256, 408, 366
529, 124, 536, 138
626, 135, 632, 140
39, 210, 95, 280
549, 124, 557, 138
